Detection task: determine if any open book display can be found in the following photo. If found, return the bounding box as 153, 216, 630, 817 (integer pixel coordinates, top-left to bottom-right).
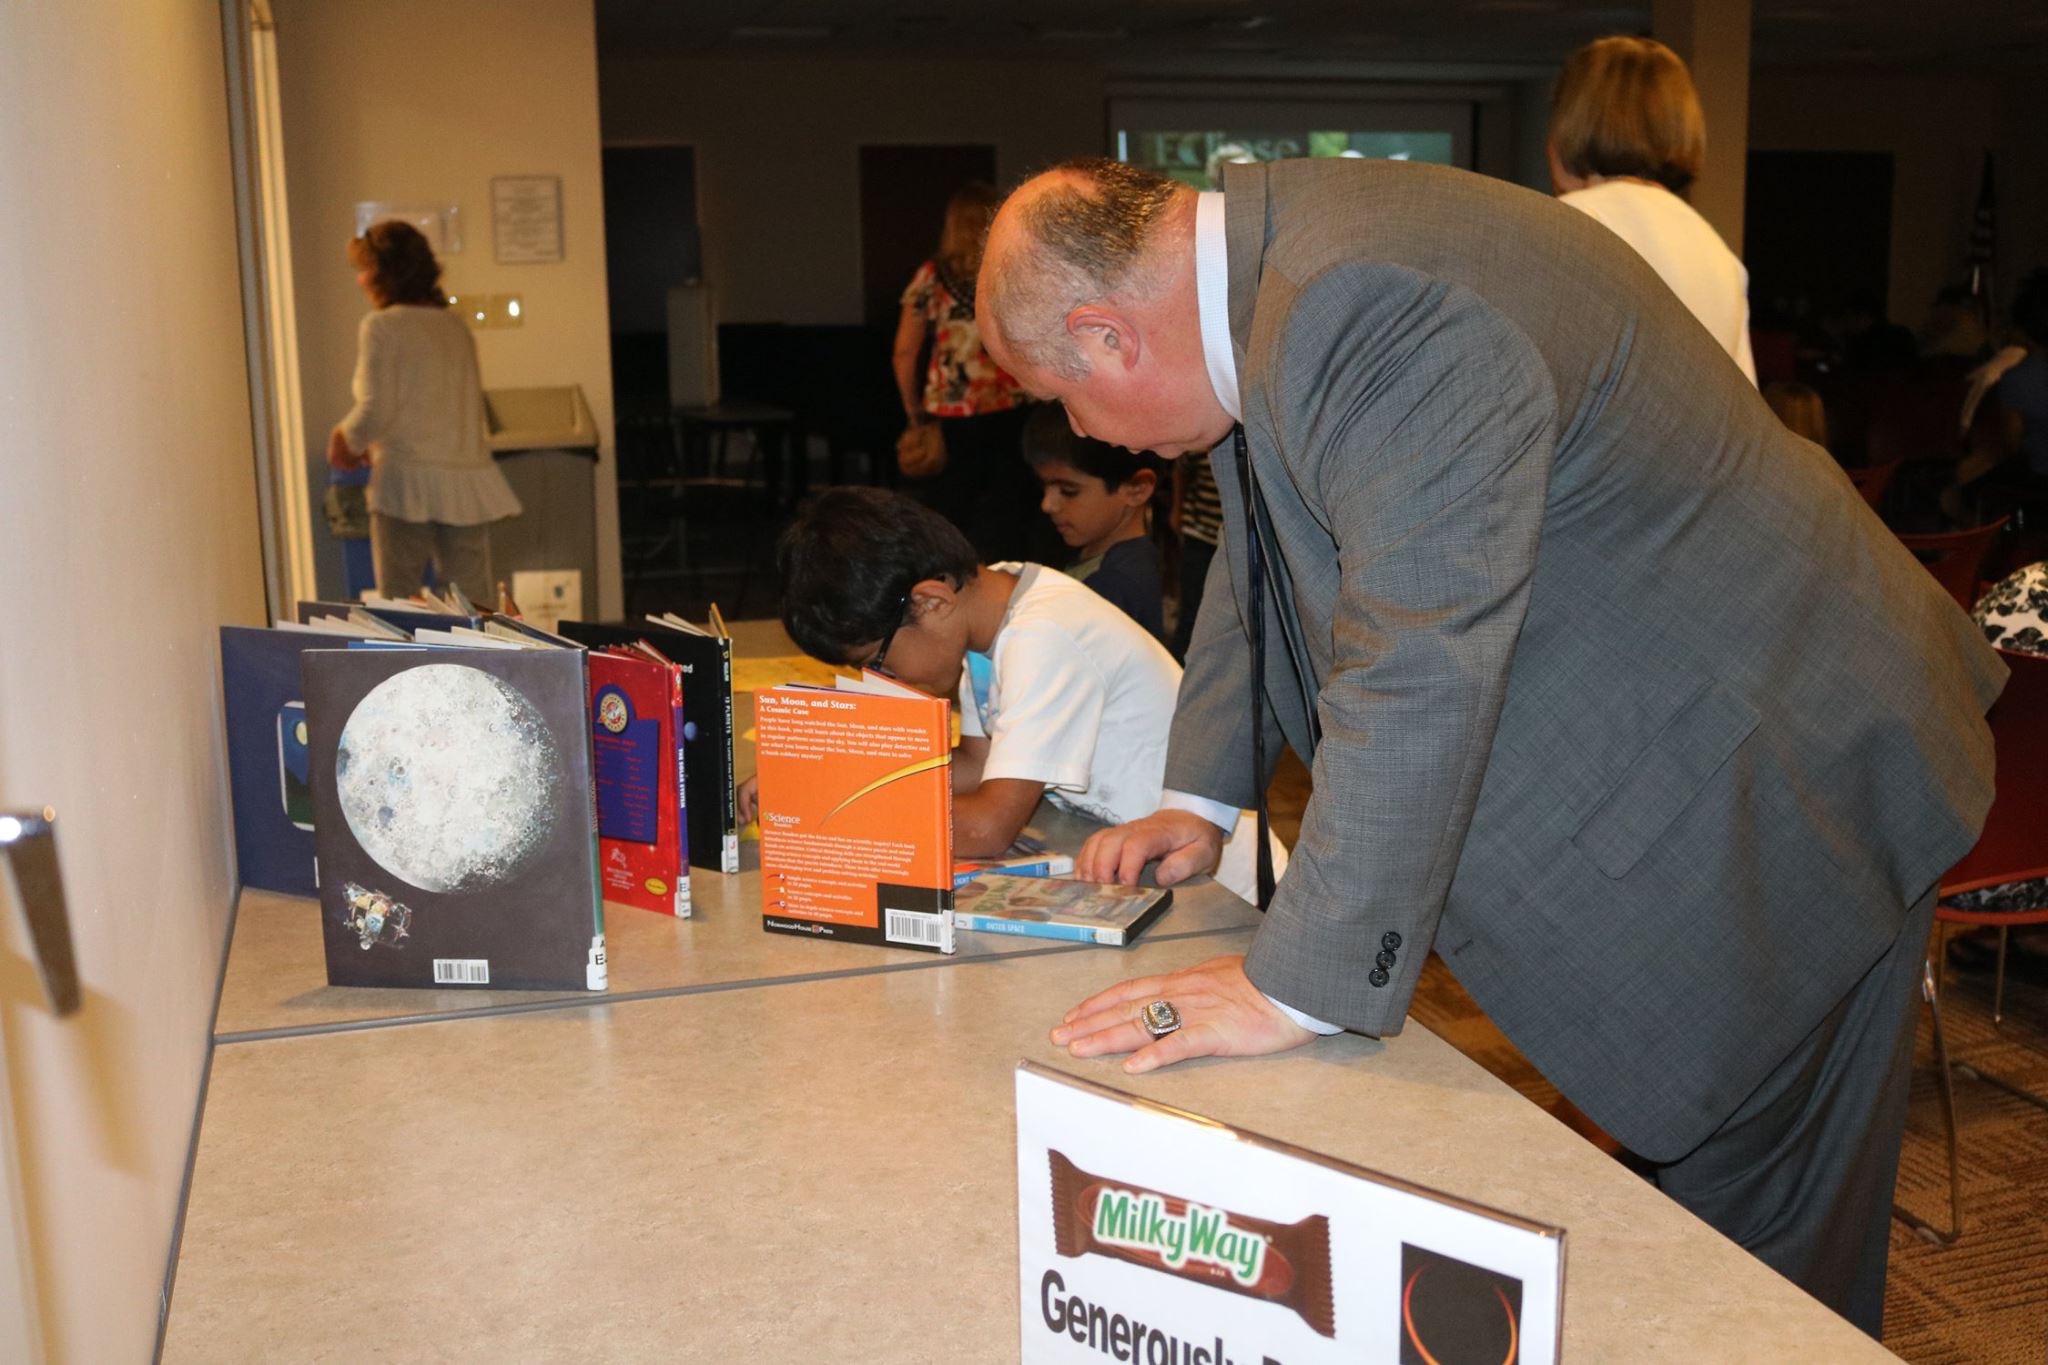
559, 613, 739, 875
588, 643, 691, 919
219, 598, 749, 990
754, 670, 955, 954
302, 645, 606, 992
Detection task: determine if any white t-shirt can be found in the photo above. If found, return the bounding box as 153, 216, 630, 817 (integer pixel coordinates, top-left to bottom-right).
1561, 180, 1757, 386
958, 564, 1284, 904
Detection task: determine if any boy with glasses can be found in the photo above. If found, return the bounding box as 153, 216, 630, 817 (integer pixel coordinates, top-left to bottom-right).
756, 486, 1276, 903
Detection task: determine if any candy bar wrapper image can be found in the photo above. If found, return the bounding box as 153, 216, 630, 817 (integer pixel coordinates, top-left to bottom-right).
1049, 1151, 1336, 1337
302, 646, 607, 992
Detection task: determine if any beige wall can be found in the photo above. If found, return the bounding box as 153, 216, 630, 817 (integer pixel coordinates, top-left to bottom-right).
0, 1, 265, 1360
1750, 66, 2048, 327
274, 0, 622, 616
602, 55, 1109, 325
1652, 0, 1751, 255
598, 55, 1580, 327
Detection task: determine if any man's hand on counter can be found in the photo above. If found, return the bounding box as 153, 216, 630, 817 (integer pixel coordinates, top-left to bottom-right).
1050, 954, 1316, 1074
1074, 809, 1223, 887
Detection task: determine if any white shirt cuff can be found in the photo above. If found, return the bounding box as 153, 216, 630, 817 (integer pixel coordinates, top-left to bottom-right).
1159, 788, 1241, 833
1265, 993, 1344, 1035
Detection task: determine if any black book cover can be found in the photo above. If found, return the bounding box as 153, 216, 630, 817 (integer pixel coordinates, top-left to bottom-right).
303, 646, 605, 991
557, 620, 738, 874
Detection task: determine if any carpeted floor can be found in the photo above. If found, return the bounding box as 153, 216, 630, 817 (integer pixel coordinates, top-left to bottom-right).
1266, 751, 2048, 1360
1886, 961, 2048, 1361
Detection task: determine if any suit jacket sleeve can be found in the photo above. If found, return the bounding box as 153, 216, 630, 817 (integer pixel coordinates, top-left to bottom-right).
1240, 262, 1556, 1037
1164, 490, 1287, 810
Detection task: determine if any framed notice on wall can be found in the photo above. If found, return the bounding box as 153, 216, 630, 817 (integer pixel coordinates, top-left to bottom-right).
491, 175, 564, 264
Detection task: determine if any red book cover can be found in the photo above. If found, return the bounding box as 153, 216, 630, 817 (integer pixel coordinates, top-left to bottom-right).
589, 648, 690, 918
755, 674, 953, 952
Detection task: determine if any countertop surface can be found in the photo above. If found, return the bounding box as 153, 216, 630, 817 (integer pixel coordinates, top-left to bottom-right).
170, 620, 1893, 1360
167, 930, 1890, 1362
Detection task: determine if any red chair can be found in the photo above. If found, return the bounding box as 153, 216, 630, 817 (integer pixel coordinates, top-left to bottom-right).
1897, 518, 2007, 610
1847, 461, 1899, 514
1894, 648, 2048, 1247
1866, 359, 1971, 468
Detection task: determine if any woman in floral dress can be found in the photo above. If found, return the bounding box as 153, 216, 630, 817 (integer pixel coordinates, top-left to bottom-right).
892, 182, 1038, 561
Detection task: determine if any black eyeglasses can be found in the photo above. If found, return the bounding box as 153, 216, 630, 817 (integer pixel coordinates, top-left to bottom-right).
866, 593, 914, 676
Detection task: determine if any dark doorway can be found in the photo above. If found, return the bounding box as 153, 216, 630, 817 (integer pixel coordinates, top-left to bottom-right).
1744, 150, 1894, 321
601, 144, 700, 410
858, 144, 997, 329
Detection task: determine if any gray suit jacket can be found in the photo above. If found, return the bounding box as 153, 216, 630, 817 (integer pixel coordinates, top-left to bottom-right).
1169, 159, 2004, 1161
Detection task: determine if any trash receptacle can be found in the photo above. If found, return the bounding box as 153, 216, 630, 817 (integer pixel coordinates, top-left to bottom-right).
485, 385, 600, 619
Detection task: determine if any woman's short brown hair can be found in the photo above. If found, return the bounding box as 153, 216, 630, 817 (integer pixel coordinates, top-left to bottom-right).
347, 220, 446, 307
1549, 36, 1706, 197
936, 182, 1003, 282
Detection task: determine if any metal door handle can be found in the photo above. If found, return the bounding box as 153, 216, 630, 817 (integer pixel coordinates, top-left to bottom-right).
0, 808, 80, 1016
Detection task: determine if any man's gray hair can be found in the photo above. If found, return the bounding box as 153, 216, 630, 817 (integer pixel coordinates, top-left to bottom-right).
982, 158, 1184, 379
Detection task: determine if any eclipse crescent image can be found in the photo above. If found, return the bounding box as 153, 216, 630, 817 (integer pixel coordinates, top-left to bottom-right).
335, 664, 560, 893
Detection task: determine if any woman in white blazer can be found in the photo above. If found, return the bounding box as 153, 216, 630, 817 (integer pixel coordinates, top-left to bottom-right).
1549, 36, 1757, 387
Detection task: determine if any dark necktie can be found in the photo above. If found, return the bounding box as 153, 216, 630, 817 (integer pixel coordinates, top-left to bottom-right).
1231, 423, 1276, 910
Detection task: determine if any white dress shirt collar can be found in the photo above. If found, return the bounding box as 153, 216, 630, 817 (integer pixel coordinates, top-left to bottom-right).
1194, 191, 1241, 422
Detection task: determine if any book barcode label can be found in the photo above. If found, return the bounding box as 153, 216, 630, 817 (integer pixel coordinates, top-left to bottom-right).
885, 908, 943, 947
433, 958, 490, 985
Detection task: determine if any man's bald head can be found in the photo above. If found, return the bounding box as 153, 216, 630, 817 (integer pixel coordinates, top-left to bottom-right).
980, 159, 1191, 379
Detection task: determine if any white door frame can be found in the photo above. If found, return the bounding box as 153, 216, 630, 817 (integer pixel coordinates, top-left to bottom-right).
221, 0, 317, 619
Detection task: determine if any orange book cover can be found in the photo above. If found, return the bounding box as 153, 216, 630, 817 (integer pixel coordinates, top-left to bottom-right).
755, 674, 955, 953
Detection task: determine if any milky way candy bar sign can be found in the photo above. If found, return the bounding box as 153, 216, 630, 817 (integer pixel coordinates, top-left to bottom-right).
1016, 1063, 1564, 1365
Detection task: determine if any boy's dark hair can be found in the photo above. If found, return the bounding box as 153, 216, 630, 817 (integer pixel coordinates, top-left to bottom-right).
1020, 403, 1164, 490
777, 487, 980, 662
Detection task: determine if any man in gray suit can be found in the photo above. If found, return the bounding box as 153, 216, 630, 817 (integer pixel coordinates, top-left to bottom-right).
978, 157, 2004, 1335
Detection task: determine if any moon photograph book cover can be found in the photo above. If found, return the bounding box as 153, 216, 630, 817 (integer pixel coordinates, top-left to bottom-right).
302, 646, 606, 992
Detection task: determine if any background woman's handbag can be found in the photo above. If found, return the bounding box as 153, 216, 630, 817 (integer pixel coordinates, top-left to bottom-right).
323, 482, 370, 540
896, 421, 946, 479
